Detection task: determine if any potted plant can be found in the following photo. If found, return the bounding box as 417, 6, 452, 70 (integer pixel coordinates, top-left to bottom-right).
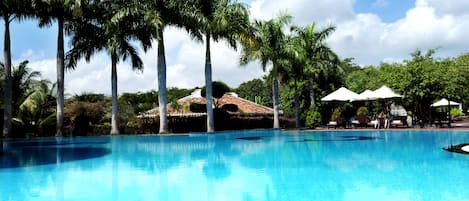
356, 106, 368, 125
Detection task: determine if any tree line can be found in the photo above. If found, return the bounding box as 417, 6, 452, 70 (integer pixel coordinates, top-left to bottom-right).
2, 1, 468, 137
1, 0, 343, 137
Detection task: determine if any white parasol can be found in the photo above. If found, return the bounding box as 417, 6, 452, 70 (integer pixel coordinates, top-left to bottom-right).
371, 86, 402, 99
321, 87, 360, 102
431, 98, 462, 111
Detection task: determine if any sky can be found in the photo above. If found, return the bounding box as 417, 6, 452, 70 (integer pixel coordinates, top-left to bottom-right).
1, 0, 469, 96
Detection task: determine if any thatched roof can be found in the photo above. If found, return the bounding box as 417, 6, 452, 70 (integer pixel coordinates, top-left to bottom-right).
140, 89, 274, 118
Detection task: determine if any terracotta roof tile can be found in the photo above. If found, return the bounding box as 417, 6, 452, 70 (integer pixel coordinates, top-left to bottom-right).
141, 92, 273, 117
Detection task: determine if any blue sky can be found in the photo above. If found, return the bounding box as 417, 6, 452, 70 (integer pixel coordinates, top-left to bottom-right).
1, 0, 469, 95
353, 0, 414, 22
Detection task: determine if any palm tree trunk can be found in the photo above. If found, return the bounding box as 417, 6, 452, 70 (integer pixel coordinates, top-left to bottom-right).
157, 29, 168, 134
56, 17, 65, 137
294, 79, 300, 128
272, 77, 280, 129
3, 17, 12, 138
309, 78, 315, 106
110, 54, 119, 134
205, 34, 214, 132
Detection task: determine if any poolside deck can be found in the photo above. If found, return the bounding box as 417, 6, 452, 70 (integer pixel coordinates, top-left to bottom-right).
319, 118, 469, 131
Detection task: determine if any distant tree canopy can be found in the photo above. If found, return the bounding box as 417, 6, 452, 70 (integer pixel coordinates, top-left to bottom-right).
235, 78, 271, 107
72, 93, 106, 103
345, 49, 469, 123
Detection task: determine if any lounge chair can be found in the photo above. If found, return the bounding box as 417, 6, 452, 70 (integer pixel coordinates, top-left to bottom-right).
352, 115, 369, 128
369, 119, 380, 129
389, 116, 408, 128
327, 118, 344, 129
327, 121, 338, 128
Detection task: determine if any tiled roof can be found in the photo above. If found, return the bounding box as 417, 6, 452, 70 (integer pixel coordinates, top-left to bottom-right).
140, 90, 273, 117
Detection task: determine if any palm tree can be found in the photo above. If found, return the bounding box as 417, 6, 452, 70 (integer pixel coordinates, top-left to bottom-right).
66, 0, 152, 134
32, 0, 84, 137
18, 80, 56, 134
1, 60, 43, 117
0, 1, 31, 138
195, 0, 250, 132
276, 36, 307, 128
291, 23, 338, 106
278, 23, 338, 128
240, 14, 292, 129
143, 0, 200, 133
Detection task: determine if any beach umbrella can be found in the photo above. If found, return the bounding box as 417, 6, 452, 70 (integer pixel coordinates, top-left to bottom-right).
371, 86, 402, 99
321, 87, 359, 102
431, 98, 461, 107
431, 98, 462, 112
351, 89, 375, 101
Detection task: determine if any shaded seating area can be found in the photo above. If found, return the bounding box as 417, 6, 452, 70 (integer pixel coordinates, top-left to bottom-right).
321, 86, 408, 129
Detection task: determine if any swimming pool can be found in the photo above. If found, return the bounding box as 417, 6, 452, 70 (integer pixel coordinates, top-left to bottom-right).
1, 130, 469, 201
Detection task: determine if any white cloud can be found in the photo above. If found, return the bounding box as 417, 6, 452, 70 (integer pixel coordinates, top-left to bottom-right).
423, 0, 469, 16
328, 0, 469, 65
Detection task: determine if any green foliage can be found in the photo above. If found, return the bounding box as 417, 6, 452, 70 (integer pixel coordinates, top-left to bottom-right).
0, 60, 44, 117
450, 108, 464, 118
118, 101, 135, 127
234, 78, 271, 107
73, 93, 106, 102
171, 100, 182, 112
39, 113, 56, 126
167, 87, 192, 103
18, 85, 56, 127
305, 105, 321, 128
343, 49, 469, 124
119, 91, 157, 115
279, 84, 296, 118
201, 81, 231, 99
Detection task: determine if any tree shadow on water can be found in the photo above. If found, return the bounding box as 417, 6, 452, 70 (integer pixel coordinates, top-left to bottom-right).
1, 147, 111, 169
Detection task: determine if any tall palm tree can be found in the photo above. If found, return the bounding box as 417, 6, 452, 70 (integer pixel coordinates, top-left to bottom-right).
279, 23, 338, 128
1, 1, 31, 138
143, 0, 200, 133
195, 0, 250, 132
291, 23, 338, 106
66, 0, 152, 134
276, 36, 307, 128
32, 0, 84, 137
240, 14, 292, 129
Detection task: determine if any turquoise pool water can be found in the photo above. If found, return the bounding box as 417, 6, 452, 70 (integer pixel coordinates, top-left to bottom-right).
1, 130, 469, 201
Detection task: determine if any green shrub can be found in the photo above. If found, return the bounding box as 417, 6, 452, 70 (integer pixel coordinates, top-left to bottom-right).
450, 108, 464, 118
305, 106, 321, 128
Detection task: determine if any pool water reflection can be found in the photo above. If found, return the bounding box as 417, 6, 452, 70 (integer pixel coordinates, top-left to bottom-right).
1, 130, 469, 201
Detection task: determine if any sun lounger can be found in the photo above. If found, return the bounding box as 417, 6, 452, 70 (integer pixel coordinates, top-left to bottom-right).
369, 119, 380, 129
327, 121, 338, 128
327, 118, 344, 129
389, 116, 408, 128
